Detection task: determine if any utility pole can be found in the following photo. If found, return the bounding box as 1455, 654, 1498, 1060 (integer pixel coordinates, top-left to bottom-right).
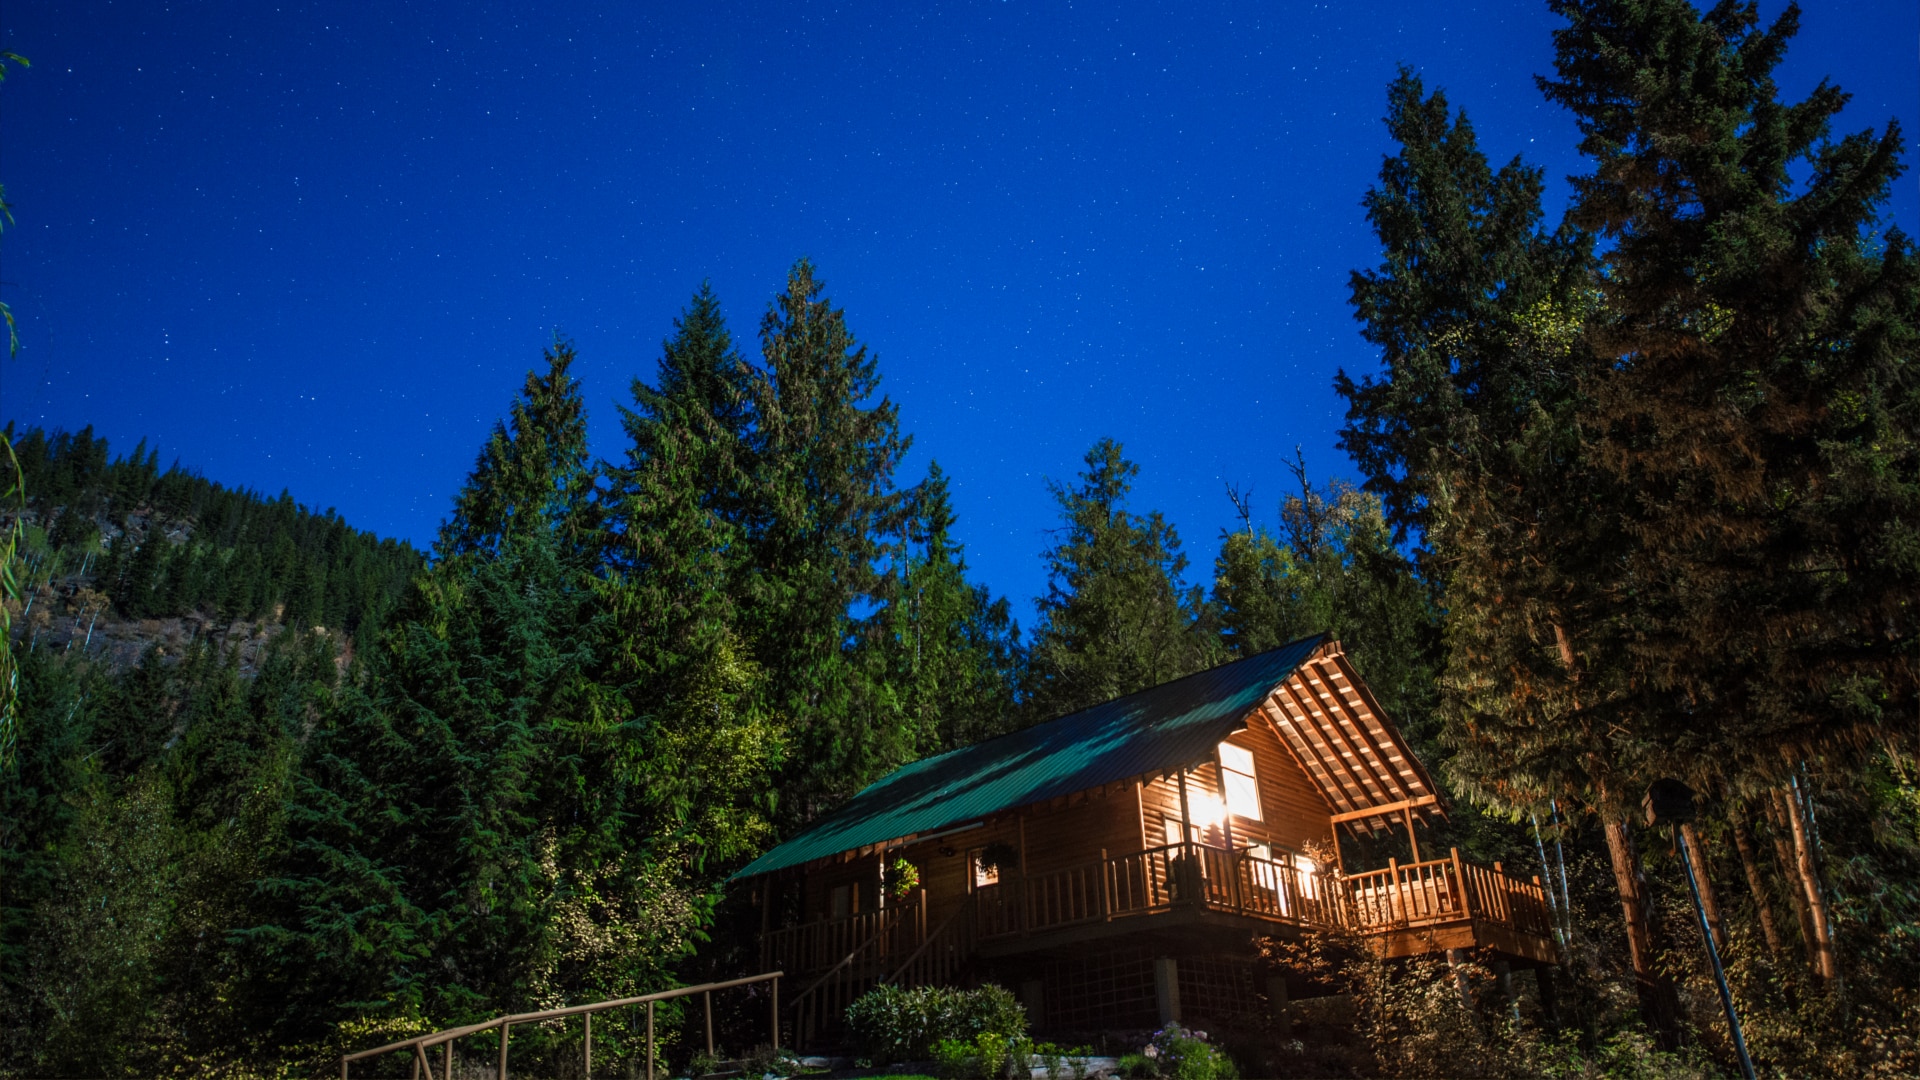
1644, 779, 1755, 1080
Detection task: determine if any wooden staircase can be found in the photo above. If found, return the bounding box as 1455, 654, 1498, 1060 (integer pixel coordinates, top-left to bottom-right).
781, 893, 984, 1048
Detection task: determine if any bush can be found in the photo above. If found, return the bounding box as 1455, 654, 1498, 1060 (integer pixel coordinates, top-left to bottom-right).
933, 1032, 1090, 1079
845, 983, 1027, 1064
1120, 1024, 1237, 1080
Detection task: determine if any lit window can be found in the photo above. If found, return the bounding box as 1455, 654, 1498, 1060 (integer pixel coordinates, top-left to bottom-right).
1219, 741, 1262, 820
1163, 815, 1187, 848
970, 848, 1001, 888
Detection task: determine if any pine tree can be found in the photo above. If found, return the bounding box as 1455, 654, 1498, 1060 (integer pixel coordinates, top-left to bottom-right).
439, 336, 600, 563
1025, 438, 1218, 721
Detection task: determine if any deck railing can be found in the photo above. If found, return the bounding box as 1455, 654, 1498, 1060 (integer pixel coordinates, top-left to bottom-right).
760, 895, 925, 974
963, 842, 1551, 943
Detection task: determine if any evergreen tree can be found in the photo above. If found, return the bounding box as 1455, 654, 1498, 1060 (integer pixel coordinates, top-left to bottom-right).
863, 463, 1024, 754
439, 337, 600, 563
1335, 71, 1700, 1037
1025, 438, 1218, 721
742, 260, 911, 822
1538, 3, 1918, 989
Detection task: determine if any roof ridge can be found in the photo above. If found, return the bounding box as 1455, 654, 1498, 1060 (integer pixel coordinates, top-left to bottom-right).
931, 630, 1332, 761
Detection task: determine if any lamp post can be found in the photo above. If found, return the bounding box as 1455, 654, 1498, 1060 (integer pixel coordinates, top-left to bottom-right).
1643, 779, 1755, 1080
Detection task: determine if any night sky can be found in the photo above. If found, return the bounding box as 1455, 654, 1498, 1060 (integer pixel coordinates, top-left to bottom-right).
3, 0, 1913, 617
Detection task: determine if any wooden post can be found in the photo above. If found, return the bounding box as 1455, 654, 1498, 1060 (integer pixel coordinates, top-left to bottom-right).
646, 1002, 655, 1080
1404, 806, 1421, 863
1450, 847, 1466, 918
771, 975, 781, 1050
341, 1056, 349, 1080
1177, 769, 1193, 845
1018, 815, 1030, 934
705, 989, 715, 1057
413, 1042, 428, 1080
584, 1011, 593, 1079
498, 1022, 510, 1080
1099, 848, 1111, 920
1388, 858, 1402, 923
444, 1040, 453, 1080
1135, 778, 1149, 851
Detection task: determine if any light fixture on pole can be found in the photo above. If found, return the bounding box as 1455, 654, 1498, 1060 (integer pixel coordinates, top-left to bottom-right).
1643, 779, 1755, 1080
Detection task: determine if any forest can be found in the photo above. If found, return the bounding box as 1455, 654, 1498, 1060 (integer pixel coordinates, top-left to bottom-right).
0, 1, 1915, 1076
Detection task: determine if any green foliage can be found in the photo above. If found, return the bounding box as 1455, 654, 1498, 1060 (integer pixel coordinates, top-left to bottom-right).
1213, 468, 1437, 742
1025, 438, 1218, 721
844, 983, 1026, 1064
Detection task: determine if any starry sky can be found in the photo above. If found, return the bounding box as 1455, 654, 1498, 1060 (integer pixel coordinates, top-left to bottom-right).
2, 0, 1914, 617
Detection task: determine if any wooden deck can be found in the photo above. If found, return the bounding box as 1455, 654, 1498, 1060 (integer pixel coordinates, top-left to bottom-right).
765, 842, 1556, 987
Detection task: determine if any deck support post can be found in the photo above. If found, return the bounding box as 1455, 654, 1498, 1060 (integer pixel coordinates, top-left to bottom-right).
1266, 975, 1289, 1022
1153, 957, 1181, 1024
1445, 948, 1473, 1010
1021, 980, 1046, 1027
1404, 806, 1420, 863
1492, 959, 1517, 1020
646, 1002, 655, 1080
1535, 965, 1560, 1026
498, 1022, 510, 1080
445, 1040, 453, 1080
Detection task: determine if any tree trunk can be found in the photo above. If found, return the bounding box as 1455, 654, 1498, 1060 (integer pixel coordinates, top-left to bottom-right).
1783, 780, 1840, 984
1731, 814, 1784, 958
1766, 789, 1819, 969
1604, 819, 1681, 1045
1679, 822, 1725, 954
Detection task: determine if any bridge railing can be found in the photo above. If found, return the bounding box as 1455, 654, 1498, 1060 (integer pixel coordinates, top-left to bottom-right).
339, 970, 783, 1080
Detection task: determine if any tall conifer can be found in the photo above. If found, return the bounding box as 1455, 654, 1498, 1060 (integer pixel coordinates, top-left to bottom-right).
743, 261, 910, 822
1025, 438, 1218, 720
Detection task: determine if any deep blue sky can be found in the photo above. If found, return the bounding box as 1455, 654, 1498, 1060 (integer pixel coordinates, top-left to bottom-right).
3, 1, 1913, 618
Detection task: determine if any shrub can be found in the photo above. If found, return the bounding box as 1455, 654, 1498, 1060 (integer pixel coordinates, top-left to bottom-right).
1126, 1024, 1237, 1080
845, 983, 1027, 1064
933, 1032, 1089, 1079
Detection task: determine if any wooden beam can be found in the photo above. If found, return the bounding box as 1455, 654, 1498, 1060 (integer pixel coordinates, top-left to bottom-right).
1295, 662, 1400, 806
1312, 657, 1423, 803
1328, 795, 1441, 824
1278, 678, 1383, 814
1253, 700, 1340, 817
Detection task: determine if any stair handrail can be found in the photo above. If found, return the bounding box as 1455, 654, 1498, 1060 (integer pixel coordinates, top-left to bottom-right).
882, 895, 976, 987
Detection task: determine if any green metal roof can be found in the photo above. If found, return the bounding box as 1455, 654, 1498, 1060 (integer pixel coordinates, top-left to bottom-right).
731, 634, 1330, 880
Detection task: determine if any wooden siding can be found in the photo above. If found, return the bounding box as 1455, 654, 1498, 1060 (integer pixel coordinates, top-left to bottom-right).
1137, 721, 1335, 859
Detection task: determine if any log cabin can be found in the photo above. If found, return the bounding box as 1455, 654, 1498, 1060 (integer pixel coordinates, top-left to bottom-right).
733, 634, 1556, 1041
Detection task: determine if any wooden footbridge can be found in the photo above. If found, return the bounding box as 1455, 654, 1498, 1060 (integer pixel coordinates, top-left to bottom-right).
340, 971, 782, 1080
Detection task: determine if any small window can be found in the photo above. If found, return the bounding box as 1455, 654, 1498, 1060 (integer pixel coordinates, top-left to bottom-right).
1163, 815, 1187, 848
1219, 741, 1262, 820
970, 848, 1001, 889
829, 884, 852, 920
1248, 842, 1273, 861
